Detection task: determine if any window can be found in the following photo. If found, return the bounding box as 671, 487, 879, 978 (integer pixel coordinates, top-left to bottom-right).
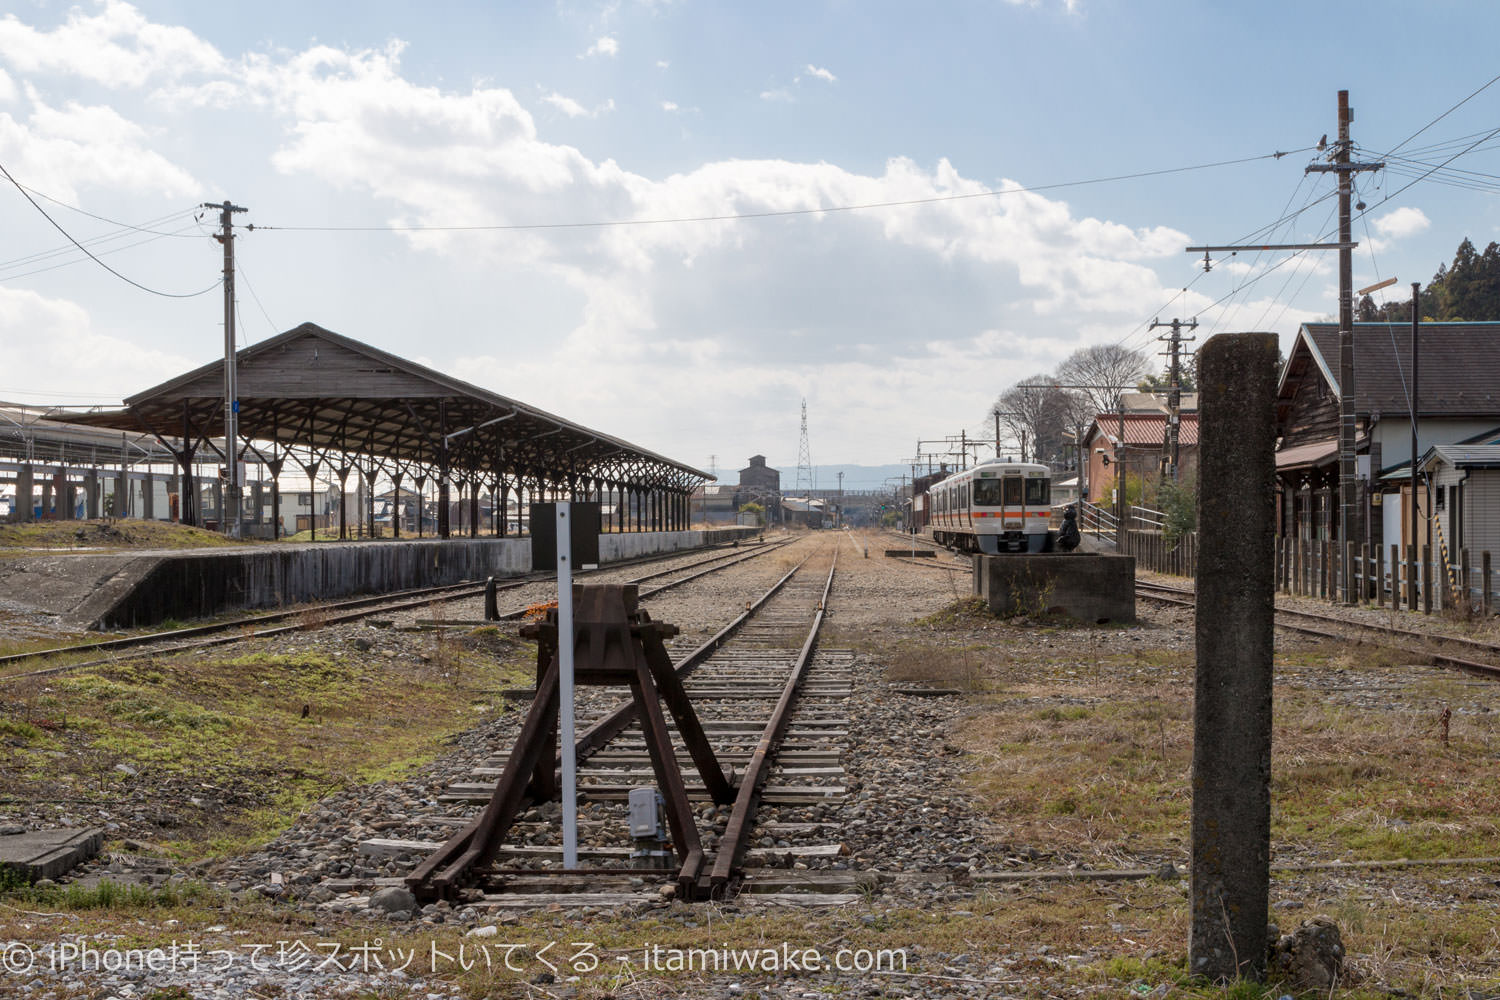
1025, 477, 1050, 507
973, 479, 1003, 506
1003, 477, 1023, 506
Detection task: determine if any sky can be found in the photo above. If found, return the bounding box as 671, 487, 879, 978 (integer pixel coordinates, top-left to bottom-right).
3, 0, 1500, 487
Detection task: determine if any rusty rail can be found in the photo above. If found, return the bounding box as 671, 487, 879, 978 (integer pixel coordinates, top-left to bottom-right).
707, 551, 838, 896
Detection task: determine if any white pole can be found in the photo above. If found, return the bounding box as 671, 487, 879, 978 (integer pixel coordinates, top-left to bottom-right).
556, 501, 578, 869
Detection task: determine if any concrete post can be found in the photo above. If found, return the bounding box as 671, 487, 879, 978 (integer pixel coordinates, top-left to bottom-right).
41, 477, 53, 520
1190, 332, 1279, 984
142, 472, 155, 520
14, 463, 33, 522
212, 478, 225, 529
60, 476, 76, 521
85, 470, 99, 519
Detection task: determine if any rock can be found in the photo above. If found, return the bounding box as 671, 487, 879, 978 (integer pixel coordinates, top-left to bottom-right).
0, 824, 25, 836
1269, 915, 1345, 991
369, 885, 418, 914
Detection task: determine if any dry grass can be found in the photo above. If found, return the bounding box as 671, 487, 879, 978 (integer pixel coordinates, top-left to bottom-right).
0, 519, 244, 551
0, 634, 530, 857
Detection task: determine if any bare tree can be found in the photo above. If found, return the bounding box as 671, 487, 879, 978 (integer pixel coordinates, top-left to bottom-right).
988, 376, 1070, 464
1056, 344, 1152, 418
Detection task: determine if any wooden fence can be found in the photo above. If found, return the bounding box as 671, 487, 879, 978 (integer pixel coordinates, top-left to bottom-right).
1120, 526, 1497, 616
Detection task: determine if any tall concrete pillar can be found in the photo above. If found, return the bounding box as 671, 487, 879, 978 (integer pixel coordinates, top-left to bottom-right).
142, 471, 155, 520
84, 470, 99, 519
111, 472, 128, 517
13, 464, 33, 522
1190, 333, 1280, 983
251, 481, 264, 527
40, 477, 54, 520
212, 478, 224, 529
60, 474, 76, 521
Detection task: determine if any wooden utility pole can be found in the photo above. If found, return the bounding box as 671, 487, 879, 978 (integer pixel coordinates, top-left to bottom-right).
1305, 92, 1383, 600
205, 200, 248, 539
1187, 89, 1381, 600
1151, 317, 1197, 481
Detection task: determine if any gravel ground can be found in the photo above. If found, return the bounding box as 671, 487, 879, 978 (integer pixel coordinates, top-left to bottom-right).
3, 530, 1499, 998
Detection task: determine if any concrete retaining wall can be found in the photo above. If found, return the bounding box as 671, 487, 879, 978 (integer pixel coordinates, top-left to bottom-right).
85, 526, 760, 630
973, 552, 1136, 624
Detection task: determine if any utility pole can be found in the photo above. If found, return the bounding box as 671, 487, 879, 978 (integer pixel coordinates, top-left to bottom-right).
1305, 91, 1382, 600
205, 200, 248, 539
1151, 317, 1198, 481
836, 470, 844, 527
1185, 89, 1381, 599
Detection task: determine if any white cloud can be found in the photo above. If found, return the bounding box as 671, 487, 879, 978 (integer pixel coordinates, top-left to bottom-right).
0, 5, 1212, 461
805, 64, 836, 83
0, 286, 195, 399
0, 67, 15, 103
656, 59, 669, 69
584, 36, 619, 58
1372, 206, 1430, 240
0, 0, 224, 88
759, 88, 794, 102
0, 92, 197, 201
542, 91, 589, 118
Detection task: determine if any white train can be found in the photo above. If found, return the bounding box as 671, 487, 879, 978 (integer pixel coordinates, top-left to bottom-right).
925, 459, 1056, 554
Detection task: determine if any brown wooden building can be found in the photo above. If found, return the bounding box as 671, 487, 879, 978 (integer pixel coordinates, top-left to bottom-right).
1275, 321, 1500, 551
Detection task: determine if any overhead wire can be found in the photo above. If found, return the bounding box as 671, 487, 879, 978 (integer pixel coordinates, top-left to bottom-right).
1139, 82, 1500, 367
0, 222, 203, 284
0, 158, 220, 299
235, 258, 278, 341
250, 148, 1313, 233
15, 185, 205, 239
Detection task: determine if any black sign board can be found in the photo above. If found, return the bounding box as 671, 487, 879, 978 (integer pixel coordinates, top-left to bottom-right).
530, 502, 602, 571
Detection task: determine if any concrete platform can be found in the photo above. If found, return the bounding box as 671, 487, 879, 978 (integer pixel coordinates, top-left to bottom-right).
0, 827, 103, 882
973, 552, 1136, 623
0, 527, 759, 630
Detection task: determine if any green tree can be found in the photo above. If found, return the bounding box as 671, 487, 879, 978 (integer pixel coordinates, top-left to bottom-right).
1158, 474, 1197, 543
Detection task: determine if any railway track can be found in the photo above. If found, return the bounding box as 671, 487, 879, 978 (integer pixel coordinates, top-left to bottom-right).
346, 543, 859, 908
0, 538, 790, 681
1136, 578, 1500, 680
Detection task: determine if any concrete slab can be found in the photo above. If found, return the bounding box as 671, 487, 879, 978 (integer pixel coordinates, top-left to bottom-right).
0, 827, 104, 882
973, 552, 1136, 623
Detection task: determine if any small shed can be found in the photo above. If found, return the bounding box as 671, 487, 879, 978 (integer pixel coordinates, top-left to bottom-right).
1419, 444, 1500, 561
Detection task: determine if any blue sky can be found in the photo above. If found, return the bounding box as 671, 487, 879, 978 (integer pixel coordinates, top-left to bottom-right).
3, 0, 1499, 483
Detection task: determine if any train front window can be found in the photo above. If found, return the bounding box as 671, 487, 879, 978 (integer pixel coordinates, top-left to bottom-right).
1025, 477, 1050, 506
972, 479, 1003, 506
1003, 477, 1023, 505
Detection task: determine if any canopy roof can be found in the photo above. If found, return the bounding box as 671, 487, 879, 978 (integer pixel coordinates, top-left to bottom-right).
62, 323, 711, 491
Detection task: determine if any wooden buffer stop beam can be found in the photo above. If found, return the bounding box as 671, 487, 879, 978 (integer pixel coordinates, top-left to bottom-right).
406, 584, 733, 903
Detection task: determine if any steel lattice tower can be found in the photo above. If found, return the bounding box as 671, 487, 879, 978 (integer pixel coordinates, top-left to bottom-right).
795, 398, 813, 495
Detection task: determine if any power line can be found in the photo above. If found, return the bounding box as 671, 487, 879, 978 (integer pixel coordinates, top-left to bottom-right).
1378, 72, 1500, 160
0, 222, 202, 284
251, 148, 1309, 234
15, 186, 204, 239
0, 159, 220, 299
